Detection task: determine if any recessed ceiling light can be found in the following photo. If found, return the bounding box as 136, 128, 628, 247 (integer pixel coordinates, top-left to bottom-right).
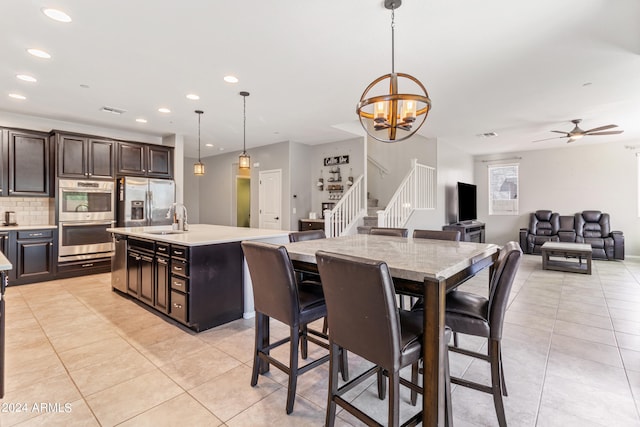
42, 8, 72, 23
27, 48, 51, 59
219, 147, 225, 151
16, 74, 37, 83
9, 94, 26, 100
158, 107, 171, 113
224, 76, 239, 83
80, 84, 90, 89
205, 143, 213, 147
136, 118, 148, 123
186, 94, 200, 100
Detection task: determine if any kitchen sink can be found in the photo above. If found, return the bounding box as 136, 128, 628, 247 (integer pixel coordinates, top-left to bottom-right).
145, 230, 185, 235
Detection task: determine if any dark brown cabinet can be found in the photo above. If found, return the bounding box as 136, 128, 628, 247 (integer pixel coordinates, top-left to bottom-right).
56, 133, 115, 179
154, 244, 170, 313
443, 222, 486, 243
5, 129, 51, 197
14, 230, 54, 283
299, 219, 325, 231
117, 142, 173, 178
114, 235, 244, 332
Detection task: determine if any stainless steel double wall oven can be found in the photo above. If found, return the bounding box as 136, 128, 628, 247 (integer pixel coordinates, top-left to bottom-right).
58, 179, 115, 262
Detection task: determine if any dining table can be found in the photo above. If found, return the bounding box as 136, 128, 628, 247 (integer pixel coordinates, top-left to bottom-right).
283, 233, 500, 426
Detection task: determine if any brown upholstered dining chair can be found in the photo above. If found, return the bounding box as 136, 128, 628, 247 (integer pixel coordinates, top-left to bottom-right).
241, 241, 338, 414
413, 229, 461, 241
316, 250, 426, 427
288, 229, 329, 334
369, 227, 409, 237
289, 229, 326, 242
446, 241, 522, 427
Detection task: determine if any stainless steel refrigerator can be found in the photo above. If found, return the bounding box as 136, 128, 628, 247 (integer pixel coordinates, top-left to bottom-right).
117, 177, 175, 227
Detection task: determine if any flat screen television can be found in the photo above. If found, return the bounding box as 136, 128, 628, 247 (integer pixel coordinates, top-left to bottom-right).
457, 182, 477, 223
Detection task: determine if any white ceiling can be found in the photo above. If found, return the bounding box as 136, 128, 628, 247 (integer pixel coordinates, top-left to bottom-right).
1, 0, 639, 159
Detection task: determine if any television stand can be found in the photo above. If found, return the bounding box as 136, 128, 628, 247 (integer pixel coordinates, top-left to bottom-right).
443, 222, 485, 243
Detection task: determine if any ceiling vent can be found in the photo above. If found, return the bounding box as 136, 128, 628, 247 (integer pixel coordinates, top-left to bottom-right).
100, 106, 127, 115
477, 132, 498, 138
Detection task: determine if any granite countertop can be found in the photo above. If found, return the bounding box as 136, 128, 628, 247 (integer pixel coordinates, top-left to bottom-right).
0, 224, 57, 231
107, 223, 290, 246
0, 251, 12, 271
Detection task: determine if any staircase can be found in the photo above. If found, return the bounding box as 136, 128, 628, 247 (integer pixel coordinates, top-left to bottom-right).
357, 195, 381, 234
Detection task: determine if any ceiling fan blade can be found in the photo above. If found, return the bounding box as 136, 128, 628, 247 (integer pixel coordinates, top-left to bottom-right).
586, 130, 624, 136
550, 130, 569, 135
532, 136, 565, 143
584, 124, 617, 133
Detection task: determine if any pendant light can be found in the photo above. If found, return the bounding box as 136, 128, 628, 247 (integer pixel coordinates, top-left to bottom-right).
193, 110, 205, 176
356, 0, 431, 143
238, 91, 251, 169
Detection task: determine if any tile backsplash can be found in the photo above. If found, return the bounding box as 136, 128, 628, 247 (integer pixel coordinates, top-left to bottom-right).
0, 197, 54, 226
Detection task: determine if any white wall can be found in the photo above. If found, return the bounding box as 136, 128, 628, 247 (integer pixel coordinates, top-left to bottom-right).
474, 141, 640, 255
183, 156, 201, 224
368, 134, 436, 208
311, 137, 365, 218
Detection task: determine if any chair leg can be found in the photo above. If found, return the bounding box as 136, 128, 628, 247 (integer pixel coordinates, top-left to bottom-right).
499, 344, 508, 396
300, 324, 308, 359
322, 317, 328, 334
444, 345, 453, 427
286, 326, 300, 414
339, 348, 349, 381
410, 362, 420, 406
251, 313, 264, 386
325, 343, 340, 427
377, 368, 387, 400
453, 331, 459, 347
388, 370, 400, 427
490, 339, 507, 427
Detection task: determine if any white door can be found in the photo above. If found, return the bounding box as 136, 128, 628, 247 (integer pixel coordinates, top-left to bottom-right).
259, 169, 282, 229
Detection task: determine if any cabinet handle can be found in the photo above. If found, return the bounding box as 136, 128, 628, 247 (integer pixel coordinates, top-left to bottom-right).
49, 242, 53, 246
174, 250, 183, 255
173, 281, 183, 288
157, 258, 167, 264
174, 266, 183, 271
173, 303, 182, 309
31, 233, 43, 237
82, 263, 94, 268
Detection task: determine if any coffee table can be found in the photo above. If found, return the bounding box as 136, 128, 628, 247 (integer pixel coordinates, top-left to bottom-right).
541, 241, 592, 274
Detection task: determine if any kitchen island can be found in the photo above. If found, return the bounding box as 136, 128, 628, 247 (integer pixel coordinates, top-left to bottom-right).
108, 224, 289, 331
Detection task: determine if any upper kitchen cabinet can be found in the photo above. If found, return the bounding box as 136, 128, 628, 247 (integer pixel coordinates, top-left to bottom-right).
117, 142, 173, 179
4, 129, 51, 197
55, 133, 115, 179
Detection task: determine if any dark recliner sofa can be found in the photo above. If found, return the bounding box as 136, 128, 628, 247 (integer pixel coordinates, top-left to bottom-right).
519, 210, 624, 260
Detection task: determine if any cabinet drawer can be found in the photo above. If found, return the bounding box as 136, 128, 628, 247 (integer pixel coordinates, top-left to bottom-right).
171, 259, 188, 277
18, 230, 53, 239
170, 290, 187, 323
156, 242, 170, 255
171, 245, 188, 259
170, 275, 188, 293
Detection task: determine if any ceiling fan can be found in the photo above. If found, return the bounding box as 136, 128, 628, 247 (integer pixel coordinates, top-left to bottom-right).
533, 119, 624, 143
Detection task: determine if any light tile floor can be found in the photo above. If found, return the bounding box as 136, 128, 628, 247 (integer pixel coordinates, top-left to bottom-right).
2, 255, 640, 426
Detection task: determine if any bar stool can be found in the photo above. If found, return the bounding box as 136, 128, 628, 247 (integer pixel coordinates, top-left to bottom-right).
369, 227, 409, 237
288, 230, 330, 340
413, 229, 461, 241
316, 250, 424, 427
446, 241, 522, 427
241, 241, 332, 414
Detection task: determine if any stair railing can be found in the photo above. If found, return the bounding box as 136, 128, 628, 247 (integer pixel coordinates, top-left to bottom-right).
378, 160, 435, 228
324, 175, 365, 238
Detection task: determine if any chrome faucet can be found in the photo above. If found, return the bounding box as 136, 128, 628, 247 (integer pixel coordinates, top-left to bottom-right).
167, 203, 189, 231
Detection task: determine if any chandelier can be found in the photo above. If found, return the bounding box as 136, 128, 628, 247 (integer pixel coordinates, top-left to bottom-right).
193, 110, 205, 176
238, 91, 251, 169
356, 0, 431, 143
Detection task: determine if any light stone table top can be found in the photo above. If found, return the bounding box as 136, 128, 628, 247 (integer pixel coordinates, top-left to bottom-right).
284, 234, 500, 283
107, 224, 290, 246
